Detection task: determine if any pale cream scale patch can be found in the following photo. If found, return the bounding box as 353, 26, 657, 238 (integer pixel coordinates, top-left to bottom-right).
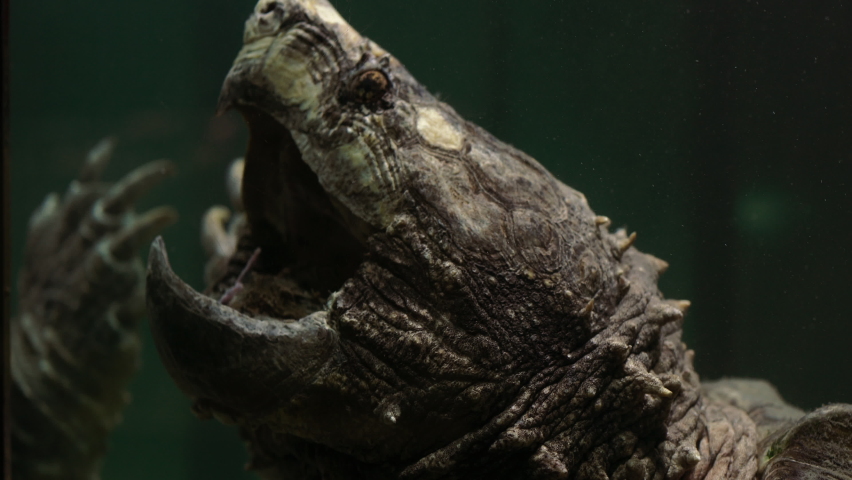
261, 32, 325, 119
415, 107, 464, 151
306, 0, 365, 55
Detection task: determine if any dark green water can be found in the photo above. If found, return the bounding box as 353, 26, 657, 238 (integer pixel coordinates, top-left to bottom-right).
10, 1, 851, 479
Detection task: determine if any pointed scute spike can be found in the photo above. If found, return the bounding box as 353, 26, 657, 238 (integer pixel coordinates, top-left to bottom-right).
623, 358, 674, 397
579, 298, 595, 318
637, 372, 673, 398
604, 338, 630, 360
617, 231, 637, 255
669, 299, 691, 315
595, 215, 611, 227
617, 274, 631, 293
667, 445, 702, 478
645, 302, 684, 326
646, 254, 669, 274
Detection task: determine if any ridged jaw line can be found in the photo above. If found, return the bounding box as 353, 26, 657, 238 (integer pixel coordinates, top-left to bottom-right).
146, 238, 338, 416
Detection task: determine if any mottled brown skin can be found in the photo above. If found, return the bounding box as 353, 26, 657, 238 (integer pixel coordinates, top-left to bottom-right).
11, 1, 852, 479
145, 1, 852, 479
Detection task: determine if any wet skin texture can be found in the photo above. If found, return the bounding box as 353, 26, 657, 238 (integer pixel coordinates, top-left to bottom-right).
11, 1, 852, 479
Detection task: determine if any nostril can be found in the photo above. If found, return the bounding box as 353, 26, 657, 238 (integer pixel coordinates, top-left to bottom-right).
260, 2, 277, 14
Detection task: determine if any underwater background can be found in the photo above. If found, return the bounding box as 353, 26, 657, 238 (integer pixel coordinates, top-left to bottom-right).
9, 1, 851, 479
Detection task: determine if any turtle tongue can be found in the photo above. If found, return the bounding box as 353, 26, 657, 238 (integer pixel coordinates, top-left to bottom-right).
145, 236, 338, 416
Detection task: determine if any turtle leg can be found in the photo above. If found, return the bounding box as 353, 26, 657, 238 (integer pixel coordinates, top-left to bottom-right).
11, 139, 177, 480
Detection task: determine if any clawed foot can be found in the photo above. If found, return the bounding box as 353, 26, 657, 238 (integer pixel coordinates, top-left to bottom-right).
18, 138, 178, 330
12, 138, 178, 480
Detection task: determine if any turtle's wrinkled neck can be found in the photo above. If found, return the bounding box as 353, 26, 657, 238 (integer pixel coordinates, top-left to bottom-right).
386, 243, 763, 480
226, 225, 767, 480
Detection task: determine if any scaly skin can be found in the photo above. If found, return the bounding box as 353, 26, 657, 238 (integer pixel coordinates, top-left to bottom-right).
11, 140, 177, 480
145, 1, 851, 480
11, 1, 851, 479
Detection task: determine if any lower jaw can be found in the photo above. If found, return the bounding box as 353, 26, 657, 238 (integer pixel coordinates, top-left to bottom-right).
146, 236, 340, 417
146, 108, 373, 420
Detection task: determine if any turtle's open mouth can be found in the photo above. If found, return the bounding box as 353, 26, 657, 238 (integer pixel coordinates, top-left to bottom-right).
207, 107, 372, 317
242, 107, 372, 292
144, 2, 392, 423
145, 106, 372, 420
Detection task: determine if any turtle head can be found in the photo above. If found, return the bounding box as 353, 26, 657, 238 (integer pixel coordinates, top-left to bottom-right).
147, 1, 686, 477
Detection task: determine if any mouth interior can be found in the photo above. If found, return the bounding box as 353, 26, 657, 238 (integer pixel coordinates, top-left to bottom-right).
213, 107, 371, 318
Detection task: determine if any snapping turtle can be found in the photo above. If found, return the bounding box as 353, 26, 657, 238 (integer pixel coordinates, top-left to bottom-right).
10, 0, 851, 479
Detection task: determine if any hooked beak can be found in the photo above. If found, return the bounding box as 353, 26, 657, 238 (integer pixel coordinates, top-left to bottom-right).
146, 237, 338, 417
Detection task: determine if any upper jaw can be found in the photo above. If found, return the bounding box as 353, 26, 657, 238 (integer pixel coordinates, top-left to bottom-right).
147, 0, 385, 423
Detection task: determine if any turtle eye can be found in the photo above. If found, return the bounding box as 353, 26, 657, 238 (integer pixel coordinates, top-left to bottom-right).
352, 70, 391, 104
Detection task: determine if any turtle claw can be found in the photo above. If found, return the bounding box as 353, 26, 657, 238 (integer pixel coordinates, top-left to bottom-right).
27, 192, 61, 232
201, 158, 247, 288
110, 206, 179, 261
201, 206, 235, 259
102, 159, 176, 215
78, 137, 116, 183
72, 159, 176, 243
